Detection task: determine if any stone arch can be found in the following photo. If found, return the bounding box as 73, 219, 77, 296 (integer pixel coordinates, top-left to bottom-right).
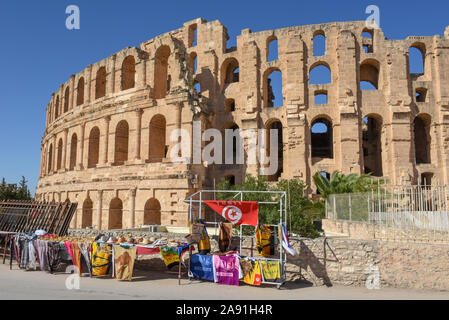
108, 198, 123, 230
309, 62, 331, 84
82, 198, 93, 228
409, 42, 426, 75
64, 87, 70, 113
223, 122, 241, 164
267, 35, 278, 61
144, 198, 161, 225
313, 30, 326, 56
414, 113, 431, 164
148, 115, 166, 163
311, 117, 333, 158
88, 126, 100, 168
360, 59, 380, 90
56, 138, 63, 171
95, 66, 107, 99
221, 57, 239, 89
69, 133, 77, 171
190, 52, 198, 74
121, 56, 136, 91
362, 28, 374, 53
48, 144, 53, 174
114, 120, 129, 165
263, 67, 283, 108
55, 96, 60, 119
362, 114, 383, 176
77, 77, 85, 106
265, 119, 284, 181
154, 45, 171, 99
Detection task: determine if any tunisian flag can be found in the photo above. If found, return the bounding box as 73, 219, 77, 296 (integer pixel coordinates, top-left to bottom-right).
203, 201, 258, 226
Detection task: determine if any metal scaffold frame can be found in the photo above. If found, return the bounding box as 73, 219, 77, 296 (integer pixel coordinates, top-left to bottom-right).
184, 189, 287, 288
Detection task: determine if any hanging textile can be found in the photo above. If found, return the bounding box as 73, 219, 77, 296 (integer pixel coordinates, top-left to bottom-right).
47, 242, 62, 273
219, 222, 233, 253
256, 225, 276, 257
91, 242, 112, 276
36, 240, 49, 271
190, 254, 215, 281
213, 254, 240, 286
71, 242, 83, 276
279, 222, 297, 256
28, 241, 37, 270
64, 241, 74, 261
242, 259, 262, 286
160, 246, 180, 269
78, 242, 92, 276
260, 261, 281, 283
113, 245, 137, 281
204, 201, 258, 226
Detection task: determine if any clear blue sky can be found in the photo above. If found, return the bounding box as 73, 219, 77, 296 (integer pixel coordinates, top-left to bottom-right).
0, 0, 448, 195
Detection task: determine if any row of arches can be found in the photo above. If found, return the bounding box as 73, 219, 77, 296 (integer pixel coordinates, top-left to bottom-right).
310, 113, 432, 176
45, 115, 166, 174
49, 46, 173, 124
81, 197, 161, 229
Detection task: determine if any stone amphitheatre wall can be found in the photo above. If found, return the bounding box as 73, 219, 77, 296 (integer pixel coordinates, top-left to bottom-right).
37, 18, 449, 229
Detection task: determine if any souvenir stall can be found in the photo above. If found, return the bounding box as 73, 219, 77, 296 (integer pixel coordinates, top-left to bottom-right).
7, 233, 191, 282
184, 190, 296, 289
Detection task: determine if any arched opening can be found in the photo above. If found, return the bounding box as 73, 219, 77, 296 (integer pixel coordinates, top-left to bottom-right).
144, 198, 161, 225
316, 172, 330, 194
121, 56, 136, 91
88, 127, 100, 168
189, 24, 197, 47
415, 87, 428, 103
420, 172, 433, 186
77, 77, 84, 106
311, 118, 333, 158
360, 59, 380, 90
114, 120, 129, 165
409, 43, 425, 75
414, 114, 431, 164
95, 66, 106, 99
69, 133, 77, 171
64, 87, 70, 113
82, 198, 93, 228
267, 36, 278, 62
314, 90, 328, 105
221, 58, 239, 88
48, 144, 53, 174
154, 45, 171, 99
362, 115, 383, 176
313, 31, 326, 56
266, 120, 283, 181
190, 52, 198, 74
362, 28, 374, 53
56, 138, 63, 171
148, 115, 166, 163
55, 96, 60, 119
224, 175, 236, 186
193, 80, 201, 94
264, 69, 283, 108
309, 63, 331, 84
225, 98, 235, 112
223, 123, 241, 164
108, 198, 123, 230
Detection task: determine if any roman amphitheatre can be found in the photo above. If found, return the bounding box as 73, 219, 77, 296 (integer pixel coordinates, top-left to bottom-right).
36, 18, 449, 229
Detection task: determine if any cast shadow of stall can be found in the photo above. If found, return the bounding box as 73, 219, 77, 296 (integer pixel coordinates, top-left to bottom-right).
284, 239, 338, 289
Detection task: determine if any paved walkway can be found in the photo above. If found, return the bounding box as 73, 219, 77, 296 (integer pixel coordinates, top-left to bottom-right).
0, 264, 448, 300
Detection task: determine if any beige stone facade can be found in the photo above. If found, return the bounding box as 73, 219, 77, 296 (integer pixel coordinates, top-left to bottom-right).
36, 18, 449, 229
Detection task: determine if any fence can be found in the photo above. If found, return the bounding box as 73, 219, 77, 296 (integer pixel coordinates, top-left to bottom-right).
325, 185, 449, 233
0, 200, 78, 235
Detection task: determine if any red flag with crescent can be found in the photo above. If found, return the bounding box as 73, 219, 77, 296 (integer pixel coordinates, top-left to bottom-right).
203, 201, 258, 226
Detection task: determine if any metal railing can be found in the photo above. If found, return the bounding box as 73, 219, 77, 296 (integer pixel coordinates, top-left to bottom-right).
325, 185, 449, 232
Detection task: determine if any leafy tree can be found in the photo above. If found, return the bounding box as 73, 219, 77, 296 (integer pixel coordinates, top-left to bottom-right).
216, 175, 320, 238
0, 176, 32, 201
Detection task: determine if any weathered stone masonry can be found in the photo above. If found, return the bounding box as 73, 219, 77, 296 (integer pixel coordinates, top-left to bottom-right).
37, 18, 449, 229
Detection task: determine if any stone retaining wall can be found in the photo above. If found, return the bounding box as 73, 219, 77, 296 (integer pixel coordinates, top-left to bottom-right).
68, 228, 449, 291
